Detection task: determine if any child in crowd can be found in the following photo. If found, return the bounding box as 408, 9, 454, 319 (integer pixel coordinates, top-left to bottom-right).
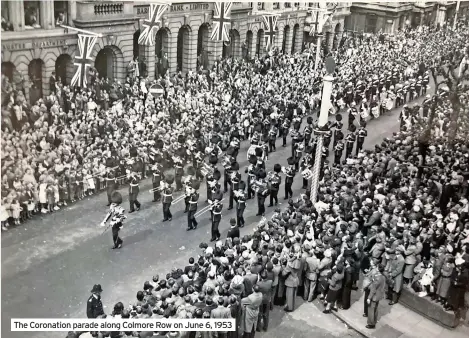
1, 198, 10, 231
10, 199, 22, 225
46, 182, 55, 212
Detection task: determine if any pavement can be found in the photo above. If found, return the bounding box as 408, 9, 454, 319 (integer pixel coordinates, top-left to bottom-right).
320, 288, 469, 338
1, 82, 442, 338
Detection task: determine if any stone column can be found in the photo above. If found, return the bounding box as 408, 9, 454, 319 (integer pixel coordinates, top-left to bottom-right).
40, 0, 54, 30
186, 29, 198, 72
294, 23, 304, 53
9, 1, 25, 32
284, 27, 293, 54
146, 44, 156, 80
168, 28, 178, 75
69, 0, 77, 26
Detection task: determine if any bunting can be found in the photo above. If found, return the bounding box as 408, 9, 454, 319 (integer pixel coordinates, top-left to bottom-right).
71, 34, 98, 88
138, 3, 169, 46
262, 15, 278, 49
211, 2, 232, 41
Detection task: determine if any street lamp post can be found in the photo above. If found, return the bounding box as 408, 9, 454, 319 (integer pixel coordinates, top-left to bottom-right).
310, 57, 336, 204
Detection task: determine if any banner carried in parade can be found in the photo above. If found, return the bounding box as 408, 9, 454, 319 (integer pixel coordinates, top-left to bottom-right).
71, 34, 97, 88
262, 15, 278, 49
211, 2, 232, 41
138, 3, 169, 46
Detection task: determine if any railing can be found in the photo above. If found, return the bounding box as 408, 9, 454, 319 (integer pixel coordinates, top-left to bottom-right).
94, 2, 124, 15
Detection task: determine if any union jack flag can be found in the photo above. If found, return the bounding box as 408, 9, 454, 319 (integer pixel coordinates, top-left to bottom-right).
71, 34, 97, 88
138, 3, 169, 46
211, 2, 232, 41
263, 15, 278, 49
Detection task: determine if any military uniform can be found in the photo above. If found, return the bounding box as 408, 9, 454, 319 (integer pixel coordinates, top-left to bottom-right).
128, 174, 141, 213
300, 154, 313, 189
162, 183, 173, 222
151, 164, 163, 202
268, 172, 281, 206
105, 173, 117, 206
187, 189, 199, 230
174, 156, 184, 191
345, 132, 356, 159
228, 170, 241, 210
334, 141, 344, 165
256, 178, 269, 216
210, 194, 223, 241
268, 126, 278, 152
356, 127, 367, 155
284, 162, 296, 200
234, 186, 246, 227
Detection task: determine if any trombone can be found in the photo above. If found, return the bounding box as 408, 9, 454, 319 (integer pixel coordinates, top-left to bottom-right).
195, 198, 225, 218
149, 181, 166, 193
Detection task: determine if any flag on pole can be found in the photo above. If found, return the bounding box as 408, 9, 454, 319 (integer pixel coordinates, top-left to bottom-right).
262, 15, 278, 49
211, 2, 232, 41
138, 3, 169, 46
71, 34, 98, 88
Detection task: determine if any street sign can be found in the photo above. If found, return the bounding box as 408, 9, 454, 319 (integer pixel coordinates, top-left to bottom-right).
325, 56, 336, 74
149, 84, 164, 97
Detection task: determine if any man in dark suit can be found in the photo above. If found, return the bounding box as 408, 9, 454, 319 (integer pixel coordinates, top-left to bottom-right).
87, 284, 105, 337
227, 218, 240, 240
256, 271, 273, 331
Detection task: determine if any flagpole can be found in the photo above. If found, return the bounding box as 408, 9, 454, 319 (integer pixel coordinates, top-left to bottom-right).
60, 24, 103, 37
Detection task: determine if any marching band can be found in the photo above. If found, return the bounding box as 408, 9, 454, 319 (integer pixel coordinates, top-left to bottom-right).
98, 104, 364, 246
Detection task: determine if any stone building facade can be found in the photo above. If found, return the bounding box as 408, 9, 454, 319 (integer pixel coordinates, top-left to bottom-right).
1, 1, 351, 104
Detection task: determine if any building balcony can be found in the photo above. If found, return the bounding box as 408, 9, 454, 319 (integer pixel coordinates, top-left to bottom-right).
74, 1, 135, 28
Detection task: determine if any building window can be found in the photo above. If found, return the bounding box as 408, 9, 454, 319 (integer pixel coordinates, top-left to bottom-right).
24, 1, 41, 29
257, 2, 264, 10
248, 2, 253, 8
1, 1, 14, 31
284, 2, 292, 9
273, 2, 280, 10
294, 2, 300, 8
54, 1, 69, 25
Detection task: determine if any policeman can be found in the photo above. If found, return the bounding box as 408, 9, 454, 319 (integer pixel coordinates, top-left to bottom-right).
105, 170, 117, 206
356, 123, 368, 156
128, 170, 141, 213
210, 186, 223, 242
268, 164, 282, 207
87, 284, 105, 320
228, 162, 241, 210
345, 128, 356, 160
186, 181, 200, 231
256, 170, 269, 217
234, 181, 247, 227
334, 140, 345, 165
284, 157, 296, 200
162, 175, 174, 222
151, 156, 163, 202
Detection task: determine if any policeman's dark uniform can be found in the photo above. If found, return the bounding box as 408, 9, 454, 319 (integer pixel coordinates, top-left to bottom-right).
87, 291, 104, 318
128, 173, 141, 213
356, 127, 367, 155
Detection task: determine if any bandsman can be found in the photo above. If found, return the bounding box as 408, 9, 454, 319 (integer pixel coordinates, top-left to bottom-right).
174, 147, 185, 192
100, 191, 126, 249
268, 164, 282, 207
331, 115, 344, 148
268, 122, 278, 153
186, 181, 200, 231
128, 168, 141, 213
255, 170, 269, 216
334, 140, 345, 165
284, 157, 296, 200
345, 127, 356, 160
356, 122, 368, 156
151, 155, 164, 202
234, 181, 247, 227
162, 175, 174, 222
184, 166, 196, 213
105, 170, 117, 206
223, 149, 236, 193
228, 162, 241, 210
206, 155, 219, 203
246, 155, 258, 200
210, 186, 223, 242
300, 147, 314, 189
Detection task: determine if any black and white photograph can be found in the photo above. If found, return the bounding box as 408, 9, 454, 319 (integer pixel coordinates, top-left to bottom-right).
1, 1, 469, 338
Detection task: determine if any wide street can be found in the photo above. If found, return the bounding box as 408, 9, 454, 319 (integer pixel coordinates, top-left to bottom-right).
1, 91, 430, 338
